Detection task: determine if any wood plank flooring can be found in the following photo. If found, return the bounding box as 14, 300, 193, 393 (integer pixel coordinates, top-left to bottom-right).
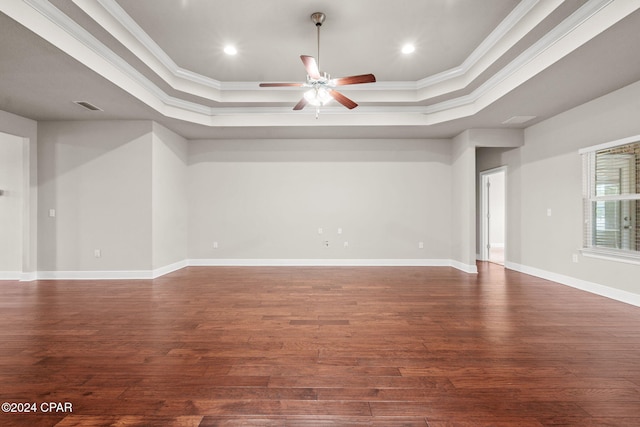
1, 263, 640, 426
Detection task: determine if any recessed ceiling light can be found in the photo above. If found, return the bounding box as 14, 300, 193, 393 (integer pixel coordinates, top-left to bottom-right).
224, 45, 237, 55
401, 44, 415, 54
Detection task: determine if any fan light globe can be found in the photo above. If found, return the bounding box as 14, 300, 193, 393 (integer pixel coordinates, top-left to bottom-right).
304, 87, 332, 106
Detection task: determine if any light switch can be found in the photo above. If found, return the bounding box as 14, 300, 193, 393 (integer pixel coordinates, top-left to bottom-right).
49, 209, 56, 218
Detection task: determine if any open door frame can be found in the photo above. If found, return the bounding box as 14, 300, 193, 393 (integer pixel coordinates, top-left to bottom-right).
479, 166, 507, 263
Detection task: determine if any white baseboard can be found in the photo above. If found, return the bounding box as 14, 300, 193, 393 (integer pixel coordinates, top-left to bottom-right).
20, 271, 37, 281
11, 260, 635, 307
0, 271, 39, 281
36, 270, 154, 280
505, 261, 640, 307
33, 259, 188, 280
6, 258, 478, 281
0, 271, 21, 281
188, 258, 478, 273
189, 258, 451, 267
152, 259, 188, 278
450, 260, 479, 274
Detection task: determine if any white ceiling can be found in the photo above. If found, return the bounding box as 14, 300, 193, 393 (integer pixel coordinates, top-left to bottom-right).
113, 0, 519, 83
1, 0, 639, 139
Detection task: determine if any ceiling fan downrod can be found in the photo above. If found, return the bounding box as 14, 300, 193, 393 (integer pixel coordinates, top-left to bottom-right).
310, 12, 325, 70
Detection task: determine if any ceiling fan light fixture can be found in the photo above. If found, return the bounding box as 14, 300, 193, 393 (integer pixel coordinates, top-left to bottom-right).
223, 45, 237, 55
304, 86, 332, 106
258, 11, 374, 113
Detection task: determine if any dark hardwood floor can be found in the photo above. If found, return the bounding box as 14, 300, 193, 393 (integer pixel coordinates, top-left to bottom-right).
1, 263, 640, 426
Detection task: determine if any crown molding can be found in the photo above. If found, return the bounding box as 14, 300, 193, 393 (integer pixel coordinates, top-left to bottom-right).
6, 0, 635, 127
420, 0, 617, 116
416, 0, 543, 89
77, 0, 552, 98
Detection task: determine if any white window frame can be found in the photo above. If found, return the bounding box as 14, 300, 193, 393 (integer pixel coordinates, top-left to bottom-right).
579, 135, 640, 265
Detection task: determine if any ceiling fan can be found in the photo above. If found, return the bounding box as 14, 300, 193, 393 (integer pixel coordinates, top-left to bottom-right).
259, 12, 376, 113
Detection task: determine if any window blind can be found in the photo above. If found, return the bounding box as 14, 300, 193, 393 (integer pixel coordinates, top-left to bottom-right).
582, 139, 640, 255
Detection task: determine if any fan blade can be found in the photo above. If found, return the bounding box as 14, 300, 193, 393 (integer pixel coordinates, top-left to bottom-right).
301, 55, 321, 79
332, 74, 376, 85
259, 82, 305, 87
329, 89, 358, 109
293, 97, 308, 110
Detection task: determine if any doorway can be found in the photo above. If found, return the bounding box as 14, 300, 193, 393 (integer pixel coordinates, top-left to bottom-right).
0, 132, 24, 279
480, 167, 506, 265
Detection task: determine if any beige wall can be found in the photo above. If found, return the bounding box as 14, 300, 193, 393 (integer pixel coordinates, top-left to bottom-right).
477, 79, 640, 297
451, 131, 477, 271
517, 79, 640, 294
187, 139, 453, 262
152, 122, 188, 270
32, 124, 462, 274
37, 121, 153, 273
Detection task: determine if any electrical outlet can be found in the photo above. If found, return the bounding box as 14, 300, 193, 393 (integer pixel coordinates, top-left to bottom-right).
323, 240, 329, 247
572, 253, 579, 263
318, 228, 323, 235
344, 241, 349, 247
213, 241, 218, 249
337, 228, 343, 235
94, 249, 101, 258
418, 241, 424, 249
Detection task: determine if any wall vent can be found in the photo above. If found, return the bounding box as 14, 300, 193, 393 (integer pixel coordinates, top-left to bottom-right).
73, 101, 103, 111
502, 115, 536, 125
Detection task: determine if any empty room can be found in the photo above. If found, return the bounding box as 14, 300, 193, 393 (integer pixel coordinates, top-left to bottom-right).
1, 0, 640, 426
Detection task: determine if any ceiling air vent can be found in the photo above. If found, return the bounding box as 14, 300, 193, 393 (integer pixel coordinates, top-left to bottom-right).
502, 115, 536, 125
73, 101, 103, 111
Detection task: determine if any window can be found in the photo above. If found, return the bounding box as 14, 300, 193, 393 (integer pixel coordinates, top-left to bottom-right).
581, 136, 640, 263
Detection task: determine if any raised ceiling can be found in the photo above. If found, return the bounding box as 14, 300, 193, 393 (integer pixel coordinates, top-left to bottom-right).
1, 0, 639, 139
